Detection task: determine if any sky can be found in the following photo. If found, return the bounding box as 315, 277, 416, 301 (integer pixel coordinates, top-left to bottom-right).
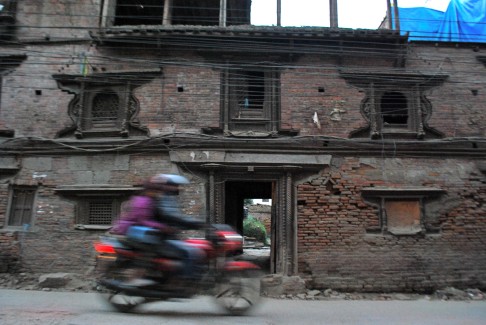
251, 0, 390, 29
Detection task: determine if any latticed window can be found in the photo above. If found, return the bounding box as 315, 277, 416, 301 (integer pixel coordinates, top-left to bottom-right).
88, 199, 115, 225
78, 197, 122, 227
90, 93, 120, 129
7, 187, 36, 227
53, 72, 157, 139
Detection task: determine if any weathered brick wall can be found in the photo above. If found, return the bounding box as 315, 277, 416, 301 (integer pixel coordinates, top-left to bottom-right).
0, 153, 204, 274
2, 43, 485, 139
0, 184, 21, 272
297, 157, 486, 292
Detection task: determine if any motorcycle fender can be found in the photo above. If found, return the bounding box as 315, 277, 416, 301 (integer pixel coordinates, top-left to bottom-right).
224, 260, 260, 271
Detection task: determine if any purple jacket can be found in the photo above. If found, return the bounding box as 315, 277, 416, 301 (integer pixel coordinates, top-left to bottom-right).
110, 195, 167, 235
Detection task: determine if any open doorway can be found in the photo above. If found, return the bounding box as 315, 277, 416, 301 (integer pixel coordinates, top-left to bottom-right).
224, 181, 273, 273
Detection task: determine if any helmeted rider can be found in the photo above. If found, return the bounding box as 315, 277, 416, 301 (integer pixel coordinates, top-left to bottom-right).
110, 174, 206, 285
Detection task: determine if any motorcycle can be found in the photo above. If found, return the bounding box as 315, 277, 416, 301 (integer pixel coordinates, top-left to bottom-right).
93, 223, 263, 315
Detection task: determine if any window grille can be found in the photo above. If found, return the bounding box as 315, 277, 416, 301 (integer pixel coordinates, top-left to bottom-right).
77, 197, 123, 227
88, 199, 115, 225
90, 93, 119, 128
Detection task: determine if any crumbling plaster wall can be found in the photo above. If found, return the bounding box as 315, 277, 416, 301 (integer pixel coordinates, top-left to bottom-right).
297, 157, 486, 292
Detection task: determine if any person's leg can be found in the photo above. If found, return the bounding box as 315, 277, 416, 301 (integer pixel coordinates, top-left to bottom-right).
165, 240, 203, 280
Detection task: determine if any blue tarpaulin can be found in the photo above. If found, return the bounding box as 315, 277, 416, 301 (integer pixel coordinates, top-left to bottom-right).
394, 0, 486, 43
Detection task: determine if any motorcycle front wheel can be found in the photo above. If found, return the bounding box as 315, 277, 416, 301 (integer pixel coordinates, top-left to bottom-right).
214, 269, 263, 315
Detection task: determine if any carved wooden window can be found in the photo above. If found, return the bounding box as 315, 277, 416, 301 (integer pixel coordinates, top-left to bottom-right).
341, 72, 448, 140
103, 0, 251, 27
7, 186, 36, 228
85, 92, 121, 130
78, 86, 131, 138
362, 89, 424, 139
53, 72, 157, 139
221, 67, 280, 135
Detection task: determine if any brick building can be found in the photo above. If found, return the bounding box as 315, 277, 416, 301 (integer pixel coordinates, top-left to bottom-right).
0, 1, 485, 292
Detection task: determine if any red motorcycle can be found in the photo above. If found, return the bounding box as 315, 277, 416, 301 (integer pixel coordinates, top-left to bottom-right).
93, 224, 262, 315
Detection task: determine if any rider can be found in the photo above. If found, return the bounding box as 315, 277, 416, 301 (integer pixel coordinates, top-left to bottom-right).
110, 174, 206, 285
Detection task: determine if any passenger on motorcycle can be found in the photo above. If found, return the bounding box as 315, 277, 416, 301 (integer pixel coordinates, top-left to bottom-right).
110, 174, 206, 286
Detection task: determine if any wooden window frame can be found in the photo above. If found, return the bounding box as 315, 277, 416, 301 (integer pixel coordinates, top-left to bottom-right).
362, 187, 445, 236
55, 185, 139, 230
6, 186, 36, 229
221, 67, 280, 135
53, 72, 158, 139
76, 195, 125, 230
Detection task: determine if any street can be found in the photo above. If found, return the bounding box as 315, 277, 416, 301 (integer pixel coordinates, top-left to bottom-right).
1, 289, 486, 325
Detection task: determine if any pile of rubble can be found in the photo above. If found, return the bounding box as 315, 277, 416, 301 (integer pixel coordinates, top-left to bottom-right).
260, 274, 485, 301
0, 272, 484, 301
0, 272, 96, 292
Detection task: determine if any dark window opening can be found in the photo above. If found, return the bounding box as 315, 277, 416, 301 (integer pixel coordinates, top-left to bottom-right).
172, 0, 220, 26
114, 0, 164, 26
380, 92, 408, 125
8, 187, 35, 227
112, 0, 250, 26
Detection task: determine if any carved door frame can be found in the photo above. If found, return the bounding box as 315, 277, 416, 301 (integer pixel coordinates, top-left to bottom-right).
206, 168, 297, 275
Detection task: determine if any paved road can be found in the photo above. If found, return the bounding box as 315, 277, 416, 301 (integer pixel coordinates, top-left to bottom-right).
1, 289, 486, 325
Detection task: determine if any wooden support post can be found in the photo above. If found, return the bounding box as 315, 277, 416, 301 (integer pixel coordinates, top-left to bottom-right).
386, 0, 393, 29
393, 0, 400, 31
329, 0, 338, 28
220, 0, 227, 27
163, 0, 172, 26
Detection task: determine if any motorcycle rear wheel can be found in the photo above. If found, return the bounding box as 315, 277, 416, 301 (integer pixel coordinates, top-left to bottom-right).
97, 262, 146, 313
214, 269, 263, 315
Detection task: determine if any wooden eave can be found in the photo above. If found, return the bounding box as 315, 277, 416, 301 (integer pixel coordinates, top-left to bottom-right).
361, 187, 446, 197
55, 185, 142, 196
89, 26, 408, 57
340, 71, 449, 89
